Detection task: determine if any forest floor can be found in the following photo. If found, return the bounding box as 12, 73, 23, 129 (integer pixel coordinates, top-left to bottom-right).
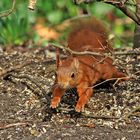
0, 47, 140, 140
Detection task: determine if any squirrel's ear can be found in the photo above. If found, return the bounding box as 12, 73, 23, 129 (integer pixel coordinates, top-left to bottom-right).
72, 58, 79, 69
59, 60, 62, 66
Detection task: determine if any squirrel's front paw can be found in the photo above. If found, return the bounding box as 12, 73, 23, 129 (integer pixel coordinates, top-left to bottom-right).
75, 96, 88, 112
75, 104, 82, 112
50, 97, 60, 108
75, 103, 85, 112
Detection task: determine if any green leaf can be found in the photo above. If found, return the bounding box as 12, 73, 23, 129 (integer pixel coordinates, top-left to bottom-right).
47, 11, 63, 24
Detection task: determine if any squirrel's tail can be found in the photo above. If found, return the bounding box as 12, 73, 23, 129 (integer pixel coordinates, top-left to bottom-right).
67, 16, 112, 53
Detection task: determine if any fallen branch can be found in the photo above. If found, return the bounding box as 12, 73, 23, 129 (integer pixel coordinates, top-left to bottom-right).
48, 43, 140, 57
0, 122, 31, 130
48, 43, 103, 57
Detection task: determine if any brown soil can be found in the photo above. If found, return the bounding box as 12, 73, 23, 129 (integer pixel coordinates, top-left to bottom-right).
0, 47, 140, 140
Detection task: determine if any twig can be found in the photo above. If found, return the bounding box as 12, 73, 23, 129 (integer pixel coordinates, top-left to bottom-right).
115, 4, 139, 25
134, 71, 140, 75
103, 1, 139, 25
48, 43, 140, 57
0, 0, 16, 18
96, 37, 113, 54
74, 0, 140, 25
0, 122, 31, 130
103, 0, 138, 25
28, 0, 37, 10
124, 106, 140, 120
48, 43, 103, 57
92, 56, 109, 67
113, 76, 130, 86
87, 76, 129, 89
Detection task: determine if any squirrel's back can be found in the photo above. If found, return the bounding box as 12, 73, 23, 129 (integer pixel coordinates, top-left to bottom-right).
67, 16, 112, 52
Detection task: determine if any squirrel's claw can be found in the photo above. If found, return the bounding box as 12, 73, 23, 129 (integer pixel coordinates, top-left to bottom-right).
75, 106, 81, 112
50, 97, 60, 109
75, 103, 85, 112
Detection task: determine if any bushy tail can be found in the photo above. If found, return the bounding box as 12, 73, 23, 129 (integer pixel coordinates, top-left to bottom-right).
67, 16, 113, 52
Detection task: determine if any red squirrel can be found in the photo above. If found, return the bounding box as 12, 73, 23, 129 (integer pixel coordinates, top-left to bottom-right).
50, 16, 126, 112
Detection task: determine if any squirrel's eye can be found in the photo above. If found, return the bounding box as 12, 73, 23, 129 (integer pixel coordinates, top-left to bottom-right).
71, 72, 75, 78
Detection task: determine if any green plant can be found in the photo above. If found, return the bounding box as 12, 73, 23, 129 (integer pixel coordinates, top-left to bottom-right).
0, 0, 135, 48
0, 0, 34, 46
0, 14, 29, 46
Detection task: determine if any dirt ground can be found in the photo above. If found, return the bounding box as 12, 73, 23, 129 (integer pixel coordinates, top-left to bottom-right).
0, 47, 140, 140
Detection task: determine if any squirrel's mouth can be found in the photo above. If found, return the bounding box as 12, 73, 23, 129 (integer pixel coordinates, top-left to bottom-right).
58, 82, 70, 89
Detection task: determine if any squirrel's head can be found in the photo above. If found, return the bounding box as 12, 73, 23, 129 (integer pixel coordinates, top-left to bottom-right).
56, 57, 82, 89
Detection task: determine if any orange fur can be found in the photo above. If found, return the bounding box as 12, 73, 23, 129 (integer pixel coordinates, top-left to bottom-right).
67, 16, 112, 52
51, 55, 125, 112
51, 17, 126, 112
